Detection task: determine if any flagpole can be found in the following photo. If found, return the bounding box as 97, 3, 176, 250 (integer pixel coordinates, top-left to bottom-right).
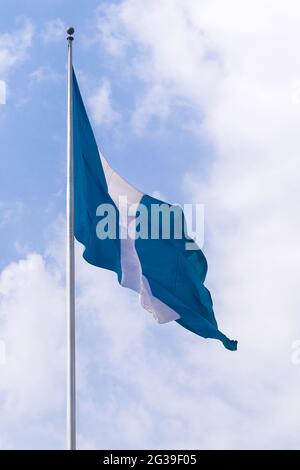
66, 26, 76, 451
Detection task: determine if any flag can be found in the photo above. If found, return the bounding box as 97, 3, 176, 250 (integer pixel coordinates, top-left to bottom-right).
73, 69, 237, 351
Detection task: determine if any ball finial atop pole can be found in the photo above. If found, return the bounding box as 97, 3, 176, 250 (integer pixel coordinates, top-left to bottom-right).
67, 27, 75, 40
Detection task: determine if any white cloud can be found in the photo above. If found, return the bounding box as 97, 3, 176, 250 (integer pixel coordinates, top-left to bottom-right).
29, 66, 64, 83
87, 79, 120, 127
0, 80, 6, 104
95, 5, 129, 56
131, 85, 171, 134
0, 253, 65, 449
0, 201, 24, 228
0, 19, 34, 76
151, 190, 167, 201
42, 19, 66, 44
96, 0, 221, 131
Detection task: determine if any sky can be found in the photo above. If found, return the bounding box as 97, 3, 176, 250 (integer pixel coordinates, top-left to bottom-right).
0, 0, 300, 450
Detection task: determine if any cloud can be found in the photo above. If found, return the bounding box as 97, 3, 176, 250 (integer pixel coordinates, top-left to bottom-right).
96, 0, 221, 131
0, 253, 65, 449
42, 19, 66, 44
0, 19, 34, 77
0, 201, 24, 228
87, 79, 120, 127
29, 66, 64, 83
131, 85, 171, 134
0, 80, 6, 104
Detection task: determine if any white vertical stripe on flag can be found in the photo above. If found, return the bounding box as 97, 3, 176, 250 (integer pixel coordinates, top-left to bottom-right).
99, 152, 180, 324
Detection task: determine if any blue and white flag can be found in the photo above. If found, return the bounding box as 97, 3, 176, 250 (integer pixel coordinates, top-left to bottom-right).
73, 70, 237, 351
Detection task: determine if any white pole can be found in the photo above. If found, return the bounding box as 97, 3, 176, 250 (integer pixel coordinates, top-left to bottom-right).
66, 26, 76, 451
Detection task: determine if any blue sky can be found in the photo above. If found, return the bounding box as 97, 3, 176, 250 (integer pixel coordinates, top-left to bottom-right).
1, 0, 300, 450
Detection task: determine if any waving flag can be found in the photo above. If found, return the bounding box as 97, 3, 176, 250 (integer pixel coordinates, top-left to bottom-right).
73, 69, 237, 351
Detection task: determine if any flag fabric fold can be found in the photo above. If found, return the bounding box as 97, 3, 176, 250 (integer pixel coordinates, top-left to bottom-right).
73, 69, 237, 351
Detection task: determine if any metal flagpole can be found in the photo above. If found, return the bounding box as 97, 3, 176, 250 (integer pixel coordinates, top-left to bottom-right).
66, 26, 76, 451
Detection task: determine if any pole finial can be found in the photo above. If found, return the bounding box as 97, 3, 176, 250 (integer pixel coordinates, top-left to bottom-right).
67, 27, 75, 40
